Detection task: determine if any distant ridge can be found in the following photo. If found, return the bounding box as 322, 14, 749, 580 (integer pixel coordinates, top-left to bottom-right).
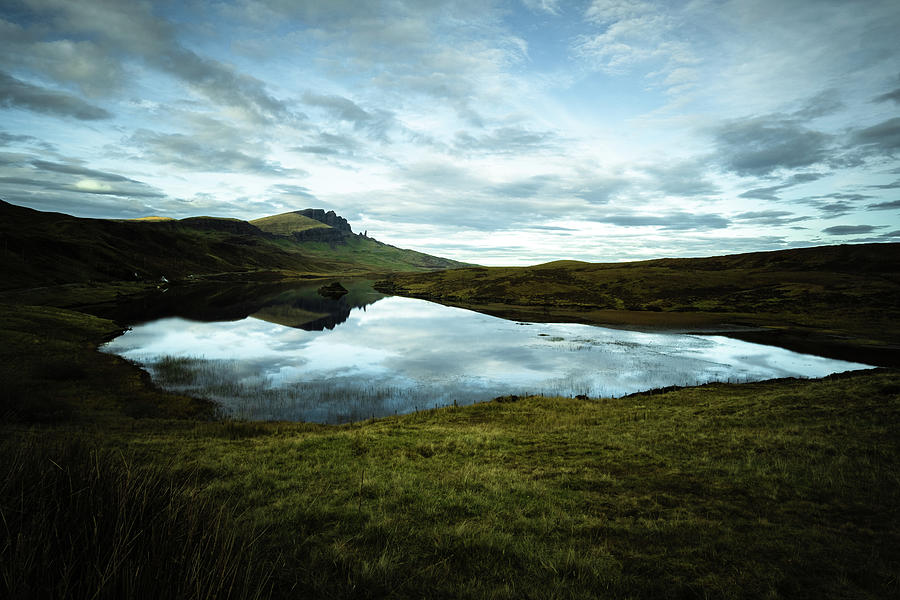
128, 216, 174, 222
375, 241, 900, 366
0, 200, 469, 290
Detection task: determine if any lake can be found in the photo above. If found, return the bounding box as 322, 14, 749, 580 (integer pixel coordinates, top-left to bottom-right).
101, 281, 871, 423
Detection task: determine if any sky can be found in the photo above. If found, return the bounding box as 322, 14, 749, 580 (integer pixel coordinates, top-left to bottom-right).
1, 0, 899, 265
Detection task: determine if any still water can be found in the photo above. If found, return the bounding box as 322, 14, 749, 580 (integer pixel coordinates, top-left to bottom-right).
101, 284, 871, 423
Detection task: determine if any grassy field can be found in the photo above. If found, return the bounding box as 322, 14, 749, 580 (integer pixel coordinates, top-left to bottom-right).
1, 295, 899, 598
2, 227, 899, 598
376, 243, 900, 367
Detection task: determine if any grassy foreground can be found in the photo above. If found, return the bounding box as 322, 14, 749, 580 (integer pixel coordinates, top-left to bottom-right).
4, 371, 899, 599
2, 301, 899, 598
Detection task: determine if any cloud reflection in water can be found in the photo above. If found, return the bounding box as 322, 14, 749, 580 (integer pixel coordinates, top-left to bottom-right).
102, 297, 871, 423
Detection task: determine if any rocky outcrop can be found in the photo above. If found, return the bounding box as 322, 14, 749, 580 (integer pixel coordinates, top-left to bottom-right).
296, 209, 352, 233
291, 227, 351, 243
317, 281, 349, 298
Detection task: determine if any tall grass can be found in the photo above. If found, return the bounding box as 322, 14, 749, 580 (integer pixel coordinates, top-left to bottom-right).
148, 354, 763, 423
150, 355, 498, 423
0, 436, 274, 600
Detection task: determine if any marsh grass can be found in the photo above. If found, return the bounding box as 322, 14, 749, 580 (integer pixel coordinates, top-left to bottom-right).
149, 355, 506, 422
147, 353, 767, 424
51, 368, 893, 600
0, 436, 274, 600
0, 304, 215, 422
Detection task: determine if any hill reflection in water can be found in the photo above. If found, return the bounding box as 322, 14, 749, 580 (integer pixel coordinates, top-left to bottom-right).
88, 279, 383, 331
101, 288, 872, 424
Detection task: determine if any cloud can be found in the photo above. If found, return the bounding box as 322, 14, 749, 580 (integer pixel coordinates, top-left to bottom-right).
790, 89, 845, 119
867, 199, 900, 211
17, 0, 291, 124
521, 0, 560, 14
488, 175, 560, 198
711, 115, 833, 176
454, 127, 556, 154
1, 0, 898, 263
739, 185, 786, 201
850, 118, 900, 155
737, 171, 825, 200
797, 192, 873, 217
0, 131, 39, 146
869, 179, 900, 190
873, 83, 900, 104
301, 93, 395, 139
816, 203, 855, 217
569, 177, 629, 204
0, 18, 126, 98
268, 183, 319, 205
292, 132, 361, 157
789, 172, 825, 183
0, 150, 171, 217
873, 89, 900, 104
0, 159, 165, 199
822, 224, 886, 235
639, 161, 719, 197
0, 70, 112, 120
733, 210, 808, 226
594, 212, 730, 231
30, 159, 133, 182
293, 146, 339, 156
259, 1, 526, 127
816, 192, 872, 202
574, 0, 699, 98
130, 129, 300, 176
525, 225, 576, 232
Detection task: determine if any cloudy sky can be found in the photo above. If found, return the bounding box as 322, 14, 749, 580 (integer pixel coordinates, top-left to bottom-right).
1, 0, 899, 265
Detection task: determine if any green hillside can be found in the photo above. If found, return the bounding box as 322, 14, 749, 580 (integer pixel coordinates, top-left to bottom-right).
0, 200, 466, 290
297, 234, 472, 272
250, 212, 330, 236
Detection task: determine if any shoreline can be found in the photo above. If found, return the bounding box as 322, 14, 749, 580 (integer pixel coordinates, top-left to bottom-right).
390, 295, 900, 368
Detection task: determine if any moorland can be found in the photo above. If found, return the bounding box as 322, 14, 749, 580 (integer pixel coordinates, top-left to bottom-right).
1, 200, 898, 599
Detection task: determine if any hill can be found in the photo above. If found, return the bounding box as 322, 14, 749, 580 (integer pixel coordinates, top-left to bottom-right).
376, 244, 900, 366
0, 200, 467, 290
249, 211, 331, 237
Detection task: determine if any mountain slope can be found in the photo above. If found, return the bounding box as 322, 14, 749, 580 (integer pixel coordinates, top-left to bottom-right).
249, 212, 330, 236
0, 200, 466, 290
249, 208, 469, 269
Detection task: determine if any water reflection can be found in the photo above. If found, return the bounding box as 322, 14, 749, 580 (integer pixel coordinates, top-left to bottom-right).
84, 279, 384, 330
101, 288, 872, 423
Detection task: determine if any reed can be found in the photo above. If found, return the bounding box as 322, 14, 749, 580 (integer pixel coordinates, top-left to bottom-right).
0, 436, 274, 600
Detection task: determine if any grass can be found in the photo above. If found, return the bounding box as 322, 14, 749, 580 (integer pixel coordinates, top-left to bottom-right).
2, 227, 899, 597
0, 435, 273, 599
0, 303, 214, 421
3, 370, 898, 598
249, 211, 331, 235
296, 233, 472, 272
148, 355, 465, 423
